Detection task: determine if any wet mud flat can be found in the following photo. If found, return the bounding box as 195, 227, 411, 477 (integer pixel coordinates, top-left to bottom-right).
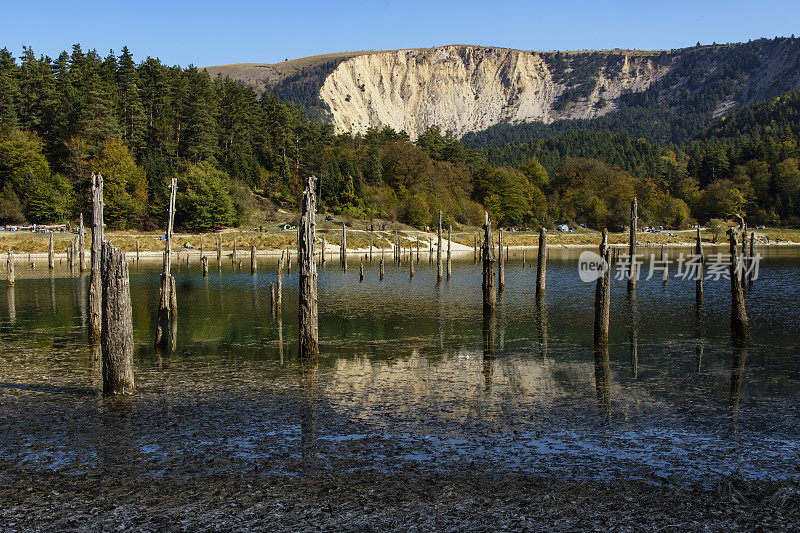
1, 469, 798, 531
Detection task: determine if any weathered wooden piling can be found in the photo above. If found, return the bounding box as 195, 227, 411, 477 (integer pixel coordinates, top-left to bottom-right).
428, 237, 433, 265
273, 255, 283, 313
447, 225, 452, 280
199, 234, 204, 258
216, 233, 222, 266
298, 175, 319, 359
748, 232, 755, 288
155, 178, 177, 351
593, 229, 612, 350
498, 228, 504, 291
729, 229, 749, 340
100, 241, 135, 395
380, 256, 385, 280
79, 214, 85, 272
628, 197, 638, 291
48, 232, 54, 270
661, 245, 669, 283
474, 233, 478, 263
359, 259, 364, 282
522, 248, 526, 268
369, 236, 373, 263
341, 223, 347, 269
251, 246, 257, 274
482, 212, 496, 312
89, 173, 104, 340
321, 233, 326, 264
135, 240, 140, 264
536, 228, 547, 300
416, 237, 420, 263
232, 235, 237, 262
6, 248, 13, 286
437, 211, 443, 282
202, 256, 209, 276
695, 227, 703, 304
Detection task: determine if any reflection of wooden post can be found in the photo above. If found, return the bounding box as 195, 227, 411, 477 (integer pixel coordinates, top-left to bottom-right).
482, 212, 496, 312
498, 228, 504, 291
594, 229, 611, 350
6, 248, 13, 286
101, 241, 135, 395
628, 197, 637, 291
437, 211, 443, 282
730, 230, 749, 340
298, 175, 319, 359
89, 173, 104, 340
695, 227, 703, 304
155, 178, 177, 350
536, 228, 547, 300
49, 232, 54, 270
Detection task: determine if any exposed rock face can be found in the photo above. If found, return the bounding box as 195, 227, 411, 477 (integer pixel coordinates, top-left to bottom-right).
318, 46, 667, 138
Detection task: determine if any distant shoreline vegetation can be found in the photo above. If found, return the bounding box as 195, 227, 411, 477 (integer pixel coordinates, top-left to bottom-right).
1, 42, 799, 232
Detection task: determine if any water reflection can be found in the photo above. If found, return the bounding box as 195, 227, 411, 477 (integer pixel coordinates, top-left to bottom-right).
628, 291, 638, 378
6, 285, 14, 324
593, 344, 611, 415
536, 296, 548, 359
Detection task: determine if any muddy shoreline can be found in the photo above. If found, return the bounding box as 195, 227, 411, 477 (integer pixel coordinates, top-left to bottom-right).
1, 469, 797, 531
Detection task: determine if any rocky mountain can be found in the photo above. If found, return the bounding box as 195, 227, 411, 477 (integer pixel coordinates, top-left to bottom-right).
205, 37, 800, 141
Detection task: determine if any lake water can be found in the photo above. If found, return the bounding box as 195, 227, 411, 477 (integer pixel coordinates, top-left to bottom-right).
1, 246, 799, 486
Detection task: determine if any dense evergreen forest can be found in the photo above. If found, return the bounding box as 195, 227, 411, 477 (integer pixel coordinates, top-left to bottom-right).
1, 43, 799, 231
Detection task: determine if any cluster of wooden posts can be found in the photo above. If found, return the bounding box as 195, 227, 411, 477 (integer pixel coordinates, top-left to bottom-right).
5, 188, 756, 398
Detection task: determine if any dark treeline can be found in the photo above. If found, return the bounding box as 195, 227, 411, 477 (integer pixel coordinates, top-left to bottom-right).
1, 44, 799, 232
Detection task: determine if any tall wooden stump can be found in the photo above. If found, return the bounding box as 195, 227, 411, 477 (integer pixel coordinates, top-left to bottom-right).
341, 223, 347, 271
437, 211, 443, 282
498, 228, 504, 291
627, 197, 638, 291
695, 227, 704, 304
729, 230, 749, 340
447, 225, 452, 280
594, 229, 611, 351
100, 241, 135, 395
298, 175, 319, 359
6, 248, 13, 286
79, 213, 85, 272
428, 237, 433, 265
155, 178, 177, 351
232, 235, 237, 262
48, 232, 54, 270
276, 254, 283, 314
536, 228, 547, 299
251, 246, 257, 274
216, 233, 222, 267
89, 173, 104, 340
482, 212, 496, 313
202, 256, 209, 276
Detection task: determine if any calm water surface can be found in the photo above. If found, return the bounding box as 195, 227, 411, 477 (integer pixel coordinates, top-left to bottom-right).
1, 246, 799, 485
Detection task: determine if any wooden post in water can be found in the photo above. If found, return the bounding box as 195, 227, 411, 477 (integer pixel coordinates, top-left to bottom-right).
437, 211, 443, 282
89, 173, 104, 340
135, 240, 140, 264
593, 229, 612, 351
447, 225, 452, 280
298, 175, 319, 359
251, 246, 257, 274
79, 213, 85, 272
748, 232, 755, 288
536, 228, 547, 300
628, 197, 638, 291
416, 237, 420, 264
341, 223, 347, 270
48, 232, 54, 270
155, 178, 177, 351
202, 256, 209, 276
428, 237, 433, 265
322, 233, 326, 264
482, 212, 496, 313
6, 248, 13, 286
729, 228, 749, 340
474, 233, 478, 263
694, 227, 703, 304
100, 241, 135, 395
522, 248, 526, 268
200, 234, 204, 258
369, 236, 373, 263
232, 235, 237, 262
216, 233, 222, 267
498, 228, 504, 291
276, 253, 284, 314
359, 259, 364, 282
380, 255, 385, 280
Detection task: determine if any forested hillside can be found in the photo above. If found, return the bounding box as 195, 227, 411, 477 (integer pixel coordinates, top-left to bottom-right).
1, 43, 800, 232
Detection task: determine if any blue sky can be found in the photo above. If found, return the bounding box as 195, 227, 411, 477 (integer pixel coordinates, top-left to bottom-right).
1, 0, 797, 66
